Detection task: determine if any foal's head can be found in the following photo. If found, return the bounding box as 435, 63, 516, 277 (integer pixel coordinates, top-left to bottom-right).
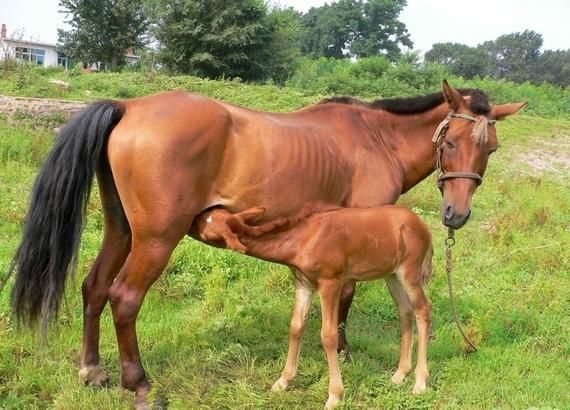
436, 81, 525, 229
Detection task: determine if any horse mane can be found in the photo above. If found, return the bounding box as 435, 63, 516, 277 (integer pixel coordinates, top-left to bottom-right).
319, 89, 491, 116
230, 203, 340, 238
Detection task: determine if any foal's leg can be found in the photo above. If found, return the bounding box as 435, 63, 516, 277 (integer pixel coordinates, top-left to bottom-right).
385, 275, 414, 385
397, 269, 432, 394
319, 278, 344, 409
79, 229, 131, 386
108, 235, 183, 408
271, 273, 314, 392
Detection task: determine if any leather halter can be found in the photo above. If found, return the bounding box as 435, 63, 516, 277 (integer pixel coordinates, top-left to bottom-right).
432, 112, 496, 191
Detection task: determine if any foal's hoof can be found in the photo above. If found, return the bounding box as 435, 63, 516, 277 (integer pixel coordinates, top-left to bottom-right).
79, 365, 109, 387
270, 378, 289, 393
412, 381, 427, 395
325, 394, 342, 409
390, 370, 407, 385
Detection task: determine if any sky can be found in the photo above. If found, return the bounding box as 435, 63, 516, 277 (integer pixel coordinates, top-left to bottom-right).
2, 0, 569, 52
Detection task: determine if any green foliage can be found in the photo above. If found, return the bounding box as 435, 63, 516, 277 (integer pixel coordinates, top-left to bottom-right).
482, 30, 543, 82
425, 42, 493, 79
1, 62, 569, 120
300, 0, 412, 60
263, 7, 305, 85
58, 0, 148, 71
426, 30, 570, 88
152, 0, 272, 80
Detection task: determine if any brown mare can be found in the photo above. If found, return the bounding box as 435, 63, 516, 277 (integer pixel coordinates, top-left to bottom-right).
193, 204, 433, 408
10, 81, 524, 407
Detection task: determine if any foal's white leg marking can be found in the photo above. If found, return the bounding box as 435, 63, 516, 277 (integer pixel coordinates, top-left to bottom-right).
386, 274, 414, 385
271, 273, 314, 393
78, 364, 109, 387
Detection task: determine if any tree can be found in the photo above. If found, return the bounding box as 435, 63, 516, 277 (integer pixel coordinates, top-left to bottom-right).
300, 0, 412, 61
58, 0, 148, 71
264, 7, 305, 84
425, 42, 492, 79
481, 30, 543, 81
152, 0, 272, 80
533, 49, 570, 87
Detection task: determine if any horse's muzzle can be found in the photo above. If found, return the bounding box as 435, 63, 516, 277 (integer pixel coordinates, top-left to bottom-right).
442, 204, 471, 229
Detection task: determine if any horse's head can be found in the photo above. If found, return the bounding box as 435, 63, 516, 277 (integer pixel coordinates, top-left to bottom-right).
435, 80, 525, 229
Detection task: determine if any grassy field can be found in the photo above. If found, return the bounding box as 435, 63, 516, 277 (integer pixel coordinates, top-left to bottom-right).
0, 97, 569, 409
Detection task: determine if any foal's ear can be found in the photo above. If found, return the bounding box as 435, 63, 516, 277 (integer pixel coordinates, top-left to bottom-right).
490, 102, 527, 121
236, 206, 267, 222
442, 79, 466, 112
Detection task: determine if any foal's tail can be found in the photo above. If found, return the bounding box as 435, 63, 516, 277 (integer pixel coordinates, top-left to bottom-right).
9, 100, 125, 335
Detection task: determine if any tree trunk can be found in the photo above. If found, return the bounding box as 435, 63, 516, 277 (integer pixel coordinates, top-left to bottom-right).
111, 51, 118, 71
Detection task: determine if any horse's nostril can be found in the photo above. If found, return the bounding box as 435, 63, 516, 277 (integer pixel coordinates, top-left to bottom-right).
444, 204, 454, 221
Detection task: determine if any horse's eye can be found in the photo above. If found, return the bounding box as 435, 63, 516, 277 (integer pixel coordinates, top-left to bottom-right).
446, 140, 455, 149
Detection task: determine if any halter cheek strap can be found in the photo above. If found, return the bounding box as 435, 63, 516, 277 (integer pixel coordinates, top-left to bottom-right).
433, 113, 496, 191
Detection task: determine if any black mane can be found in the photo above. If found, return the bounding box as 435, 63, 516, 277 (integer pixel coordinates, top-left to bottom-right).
319, 89, 491, 115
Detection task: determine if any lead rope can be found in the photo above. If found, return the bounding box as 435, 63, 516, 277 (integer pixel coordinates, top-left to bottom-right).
445, 228, 478, 352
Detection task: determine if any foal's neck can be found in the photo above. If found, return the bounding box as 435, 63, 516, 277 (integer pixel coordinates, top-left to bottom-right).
241, 221, 308, 266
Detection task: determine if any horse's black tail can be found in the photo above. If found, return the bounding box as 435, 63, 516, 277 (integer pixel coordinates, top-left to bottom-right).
10, 100, 125, 336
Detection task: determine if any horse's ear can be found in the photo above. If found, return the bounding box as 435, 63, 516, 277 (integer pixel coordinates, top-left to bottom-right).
236, 206, 266, 223
491, 102, 527, 121
442, 79, 465, 111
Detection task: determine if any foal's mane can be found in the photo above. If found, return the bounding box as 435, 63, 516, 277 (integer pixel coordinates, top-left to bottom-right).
319, 89, 491, 116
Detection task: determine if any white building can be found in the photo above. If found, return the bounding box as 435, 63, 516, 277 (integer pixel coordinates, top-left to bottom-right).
1, 24, 70, 68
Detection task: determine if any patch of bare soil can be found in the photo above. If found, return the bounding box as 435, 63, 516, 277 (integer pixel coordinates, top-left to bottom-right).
516, 141, 570, 176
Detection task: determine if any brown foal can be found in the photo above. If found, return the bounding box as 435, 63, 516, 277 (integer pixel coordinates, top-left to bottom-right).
10, 81, 525, 408
194, 205, 433, 408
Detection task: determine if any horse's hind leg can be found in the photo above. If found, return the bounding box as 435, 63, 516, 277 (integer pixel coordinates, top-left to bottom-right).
108, 231, 185, 408
385, 275, 414, 385
80, 170, 131, 387
79, 229, 130, 386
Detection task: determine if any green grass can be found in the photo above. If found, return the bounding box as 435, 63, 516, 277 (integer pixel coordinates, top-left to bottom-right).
0, 105, 569, 408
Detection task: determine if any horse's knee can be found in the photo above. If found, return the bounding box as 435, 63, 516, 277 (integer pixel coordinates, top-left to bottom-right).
290, 318, 306, 340
109, 284, 142, 326
321, 329, 338, 351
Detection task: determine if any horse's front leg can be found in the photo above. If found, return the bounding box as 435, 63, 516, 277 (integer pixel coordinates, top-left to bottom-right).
272, 272, 314, 392
337, 281, 355, 359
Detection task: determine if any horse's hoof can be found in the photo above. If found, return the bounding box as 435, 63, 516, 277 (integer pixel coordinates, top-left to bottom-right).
412, 381, 427, 395
390, 370, 407, 385
325, 394, 342, 409
270, 378, 289, 393
337, 345, 352, 363
79, 365, 109, 387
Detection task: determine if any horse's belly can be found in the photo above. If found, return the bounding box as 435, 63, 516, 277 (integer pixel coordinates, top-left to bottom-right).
209, 130, 352, 218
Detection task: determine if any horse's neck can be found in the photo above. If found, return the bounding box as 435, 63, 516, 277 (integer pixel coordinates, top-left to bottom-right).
370, 105, 449, 193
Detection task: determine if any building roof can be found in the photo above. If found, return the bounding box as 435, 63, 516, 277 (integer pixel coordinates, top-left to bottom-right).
2, 38, 58, 49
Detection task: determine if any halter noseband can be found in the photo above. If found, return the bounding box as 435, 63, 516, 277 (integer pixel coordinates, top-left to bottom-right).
432, 112, 496, 191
